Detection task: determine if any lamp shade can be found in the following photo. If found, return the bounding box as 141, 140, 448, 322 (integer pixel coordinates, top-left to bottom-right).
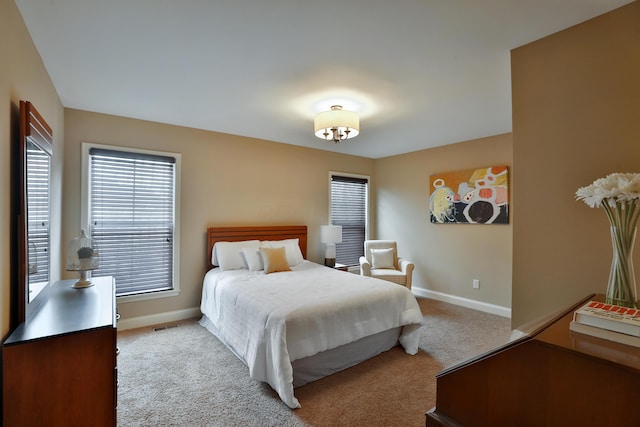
314, 105, 359, 142
320, 225, 342, 244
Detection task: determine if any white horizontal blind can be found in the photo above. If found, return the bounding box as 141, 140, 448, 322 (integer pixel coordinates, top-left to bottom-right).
330, 175, 368, 267
89, 148, 176, 296
26, 140, 50, 284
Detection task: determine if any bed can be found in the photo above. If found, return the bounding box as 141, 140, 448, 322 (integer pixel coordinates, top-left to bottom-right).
199, 225, 423, 408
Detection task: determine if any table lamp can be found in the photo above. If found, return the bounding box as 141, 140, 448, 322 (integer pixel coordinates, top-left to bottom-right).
320, 225, 342, 268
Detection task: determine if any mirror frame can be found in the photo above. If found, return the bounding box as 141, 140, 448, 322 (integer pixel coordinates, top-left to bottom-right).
15, 100, 53, 326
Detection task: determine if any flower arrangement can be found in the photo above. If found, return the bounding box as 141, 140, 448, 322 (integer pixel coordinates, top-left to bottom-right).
576, 173, 640, 308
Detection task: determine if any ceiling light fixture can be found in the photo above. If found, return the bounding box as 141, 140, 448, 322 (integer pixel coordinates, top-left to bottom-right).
314, 105, 360, 143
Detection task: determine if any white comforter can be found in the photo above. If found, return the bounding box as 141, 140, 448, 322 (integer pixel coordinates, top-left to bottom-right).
199, 260, 423, 408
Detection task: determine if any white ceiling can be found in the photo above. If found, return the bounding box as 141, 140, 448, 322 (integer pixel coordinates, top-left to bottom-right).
16, 0, 633, 159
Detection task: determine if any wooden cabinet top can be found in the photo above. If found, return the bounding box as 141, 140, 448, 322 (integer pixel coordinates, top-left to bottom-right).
3, 276, 115, 345
534, 294, 640, 373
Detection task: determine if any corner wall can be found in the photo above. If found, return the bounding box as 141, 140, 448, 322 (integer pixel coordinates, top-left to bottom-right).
374, 134, 513, 314
511, 1, 640, 329
0, 0, 64, 337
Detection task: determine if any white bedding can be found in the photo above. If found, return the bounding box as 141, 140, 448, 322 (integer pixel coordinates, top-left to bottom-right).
199, 260, 423, 408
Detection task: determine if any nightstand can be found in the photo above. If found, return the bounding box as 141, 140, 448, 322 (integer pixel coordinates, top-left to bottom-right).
333, 263, 349, 272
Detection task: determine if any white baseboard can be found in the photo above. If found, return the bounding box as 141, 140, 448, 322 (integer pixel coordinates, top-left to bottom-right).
117, 307, 201, 331
412, 287, 511, 318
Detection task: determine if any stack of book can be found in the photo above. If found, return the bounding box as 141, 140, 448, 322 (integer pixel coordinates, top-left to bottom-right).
570, 300, 640, 348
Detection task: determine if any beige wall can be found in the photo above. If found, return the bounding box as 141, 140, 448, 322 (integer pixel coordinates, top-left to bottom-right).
62, 109, 375, 321
375, 134, 513, 310
1, 0, 64, 337
511, 1, 640, 329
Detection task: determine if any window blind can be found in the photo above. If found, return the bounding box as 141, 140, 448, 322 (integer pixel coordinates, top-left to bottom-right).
26, 140, 50, 284
89, 148, 176, 296
330, 175, 368, 267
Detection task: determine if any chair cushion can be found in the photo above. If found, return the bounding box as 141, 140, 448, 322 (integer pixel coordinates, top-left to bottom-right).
364, 240, 397, 260
370, 248, 395, 268
370, 268, 407, 286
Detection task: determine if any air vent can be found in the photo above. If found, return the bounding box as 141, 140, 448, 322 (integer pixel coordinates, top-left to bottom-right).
153, 324, 179, 332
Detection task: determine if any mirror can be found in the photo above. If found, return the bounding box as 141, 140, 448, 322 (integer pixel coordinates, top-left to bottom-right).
26, 138, 51, 300
16, 100, 52, 324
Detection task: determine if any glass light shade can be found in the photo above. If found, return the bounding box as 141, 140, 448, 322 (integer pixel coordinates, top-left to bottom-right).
314, 106, 360, 142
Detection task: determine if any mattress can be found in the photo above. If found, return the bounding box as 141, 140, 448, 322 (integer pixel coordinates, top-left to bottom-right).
199, 260, 423, 408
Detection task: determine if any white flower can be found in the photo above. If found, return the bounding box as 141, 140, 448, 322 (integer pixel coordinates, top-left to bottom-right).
577, 173, 640, 308
576, 173, 640, 208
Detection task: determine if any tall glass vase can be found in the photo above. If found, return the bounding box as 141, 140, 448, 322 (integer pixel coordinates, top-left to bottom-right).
606, 226, 638, 308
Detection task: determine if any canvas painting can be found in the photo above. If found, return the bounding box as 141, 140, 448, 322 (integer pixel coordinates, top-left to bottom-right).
429, 166, 509, 224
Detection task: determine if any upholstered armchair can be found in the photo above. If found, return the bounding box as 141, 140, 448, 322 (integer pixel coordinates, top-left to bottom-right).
359, 240, 414, 290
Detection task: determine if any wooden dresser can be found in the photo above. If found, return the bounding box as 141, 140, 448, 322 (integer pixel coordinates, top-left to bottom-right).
426, 294, 640, 427
2, 276, 117, 427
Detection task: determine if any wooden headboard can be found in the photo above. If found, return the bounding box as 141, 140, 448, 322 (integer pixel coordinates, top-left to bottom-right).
207, 225, 308, 270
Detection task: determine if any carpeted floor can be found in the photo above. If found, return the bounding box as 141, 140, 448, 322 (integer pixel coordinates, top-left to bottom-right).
116, 298, 512, 427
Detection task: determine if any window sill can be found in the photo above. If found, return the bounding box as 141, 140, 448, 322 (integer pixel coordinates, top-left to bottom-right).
116, 288, 180, 303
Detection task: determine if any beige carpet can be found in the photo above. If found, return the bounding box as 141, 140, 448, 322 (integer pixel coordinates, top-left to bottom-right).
116, 298, 511, 427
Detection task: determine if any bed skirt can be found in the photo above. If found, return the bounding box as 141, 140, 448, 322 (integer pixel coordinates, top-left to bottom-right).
292, 326, 401, 387
200, 314, 400, 388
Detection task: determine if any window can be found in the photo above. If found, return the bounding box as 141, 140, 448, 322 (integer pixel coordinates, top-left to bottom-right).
83, 144, 180, 300
329, 173, 369, 267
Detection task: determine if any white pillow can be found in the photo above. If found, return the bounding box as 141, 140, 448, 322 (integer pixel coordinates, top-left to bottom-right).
371, 248, 395, 269
213, 240, 260, 270
260, 238, 304, 266
241, 247, 264, 271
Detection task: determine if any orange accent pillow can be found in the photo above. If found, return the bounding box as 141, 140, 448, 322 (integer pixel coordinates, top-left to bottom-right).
260, 247, 291, 274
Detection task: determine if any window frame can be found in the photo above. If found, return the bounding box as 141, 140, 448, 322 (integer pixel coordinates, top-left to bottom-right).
328, 171, 370, 268
81, 142, 181, 302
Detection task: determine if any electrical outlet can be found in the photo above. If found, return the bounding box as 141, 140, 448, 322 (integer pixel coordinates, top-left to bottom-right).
472, 279, 480, 289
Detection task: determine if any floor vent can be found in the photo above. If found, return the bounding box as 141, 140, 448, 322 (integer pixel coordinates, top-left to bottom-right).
153, 324, 180, 332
